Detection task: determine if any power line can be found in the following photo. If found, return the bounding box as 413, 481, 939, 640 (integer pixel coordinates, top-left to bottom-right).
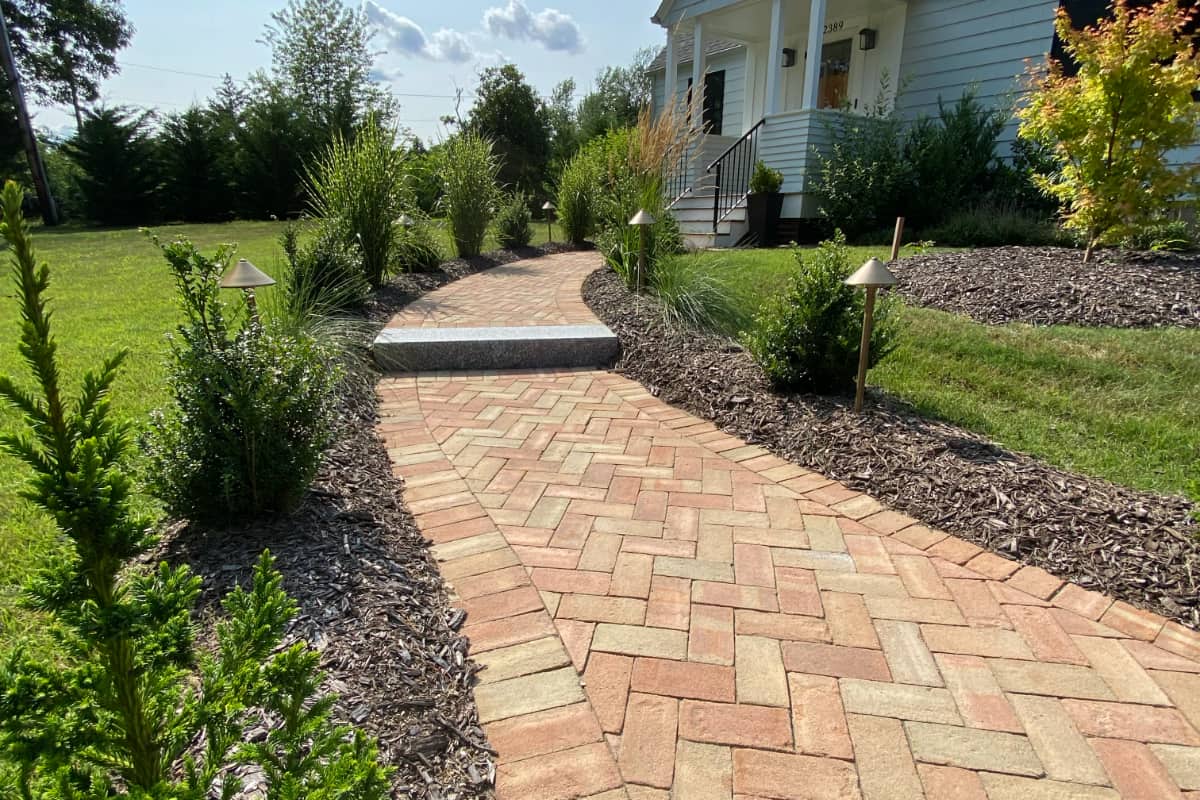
120, 60, 472, 99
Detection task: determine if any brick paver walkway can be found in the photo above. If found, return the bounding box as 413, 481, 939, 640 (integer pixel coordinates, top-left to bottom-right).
377, 254, 1200, 800
386, 252, 600, 328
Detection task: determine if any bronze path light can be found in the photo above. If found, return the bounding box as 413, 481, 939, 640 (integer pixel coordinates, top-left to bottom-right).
220, 258, 275, 322
845, 256, 897, 413
629, 209, 656, 293
542, 200, 556, 243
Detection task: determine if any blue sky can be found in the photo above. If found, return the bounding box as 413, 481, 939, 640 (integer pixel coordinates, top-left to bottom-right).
30, 0, 665, 143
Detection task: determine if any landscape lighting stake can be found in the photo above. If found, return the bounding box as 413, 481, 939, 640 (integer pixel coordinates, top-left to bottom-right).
845, 256, 899, 413
890, 216, 905, 261
629, 209, 656, 294
219, 258, 275, 322
542, 201, 556, 242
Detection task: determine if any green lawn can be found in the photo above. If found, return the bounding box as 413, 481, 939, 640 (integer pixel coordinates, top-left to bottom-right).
687, 246, 1200, 500
0, 217, 562, 644
0, 220, 293, 641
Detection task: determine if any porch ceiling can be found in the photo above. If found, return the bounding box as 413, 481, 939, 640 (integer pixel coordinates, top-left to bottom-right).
696, 0, 905, 44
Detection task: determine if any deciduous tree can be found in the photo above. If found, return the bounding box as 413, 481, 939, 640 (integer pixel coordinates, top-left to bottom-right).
577, 48, 654, 142
263, 0, 385, 139
0, 0, 132, 127
1017, 0, 1200, 261
467, 63, 549, 193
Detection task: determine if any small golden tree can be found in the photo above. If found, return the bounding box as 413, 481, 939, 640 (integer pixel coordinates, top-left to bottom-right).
1018, 0, 1200, 261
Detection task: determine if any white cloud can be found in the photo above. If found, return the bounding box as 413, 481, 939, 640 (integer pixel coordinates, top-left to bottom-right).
482, 0, 584, 54
364, 1, 476, 63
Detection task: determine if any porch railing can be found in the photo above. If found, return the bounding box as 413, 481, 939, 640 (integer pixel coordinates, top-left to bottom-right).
706, 118, 765, 232
663, 146, 692, 208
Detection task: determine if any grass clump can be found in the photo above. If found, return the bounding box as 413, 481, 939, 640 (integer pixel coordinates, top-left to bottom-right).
649, 254, 744, 333
306, 117, 409, 288
439, 132, 501, 258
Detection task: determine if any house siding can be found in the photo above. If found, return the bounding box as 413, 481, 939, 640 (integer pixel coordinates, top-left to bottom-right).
895, 0, 1059, 153
652, 47, 748, 138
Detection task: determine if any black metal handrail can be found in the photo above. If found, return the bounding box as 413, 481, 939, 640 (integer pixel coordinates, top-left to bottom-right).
706, 117, 765, 232
663, 145, 691, 208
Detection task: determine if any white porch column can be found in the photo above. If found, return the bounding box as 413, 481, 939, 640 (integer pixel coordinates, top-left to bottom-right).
664, 25, 678, 107
802, 0, 828, 110
764, 0, 785, 115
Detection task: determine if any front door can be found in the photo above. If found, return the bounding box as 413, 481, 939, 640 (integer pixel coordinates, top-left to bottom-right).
818, 38, 852, 109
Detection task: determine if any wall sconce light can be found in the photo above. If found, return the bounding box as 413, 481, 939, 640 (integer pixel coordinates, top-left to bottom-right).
781, 47, 797, 68
858, 28, 877, 51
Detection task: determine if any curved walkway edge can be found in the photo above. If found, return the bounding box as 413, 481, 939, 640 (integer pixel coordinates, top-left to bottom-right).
377, 252, 1200, 800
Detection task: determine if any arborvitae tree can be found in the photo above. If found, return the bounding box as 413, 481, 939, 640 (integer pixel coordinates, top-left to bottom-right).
233, 79, 319, 218
159, 106, 234, 222
61, 106, 159, 224
0, 179, 390, 798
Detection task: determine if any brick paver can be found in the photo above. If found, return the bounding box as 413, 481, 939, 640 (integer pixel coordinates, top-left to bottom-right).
377, 252, 1200, 799
385, 251, 600, 328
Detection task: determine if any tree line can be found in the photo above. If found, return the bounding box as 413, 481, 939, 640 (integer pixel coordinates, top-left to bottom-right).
0, 0, 658, 226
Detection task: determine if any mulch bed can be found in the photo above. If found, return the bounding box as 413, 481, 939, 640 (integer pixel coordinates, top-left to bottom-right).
155, 243, 570, 799
894, 246, 1200, 328
582, 266, 1200, 629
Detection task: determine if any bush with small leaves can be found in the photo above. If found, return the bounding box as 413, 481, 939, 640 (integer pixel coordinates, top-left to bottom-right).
393, 215, 445, 272
0, 179, 389, 799
744, 231, 898, 392
495, 192, 533, 249
1120, 218, 1197, 252
749, 160, 783, 194
144, 234, 340, 520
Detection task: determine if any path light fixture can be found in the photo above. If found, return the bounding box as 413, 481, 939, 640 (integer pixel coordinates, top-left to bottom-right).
629, 209, 656, 294
845, 256, 897, 413
542, 201, 556, 243
220, 257, 275, 322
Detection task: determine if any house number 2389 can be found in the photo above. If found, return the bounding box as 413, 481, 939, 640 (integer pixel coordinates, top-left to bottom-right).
824, 20, 845, 33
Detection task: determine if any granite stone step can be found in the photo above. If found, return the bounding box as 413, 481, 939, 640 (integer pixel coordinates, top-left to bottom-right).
372, 323, 619, 372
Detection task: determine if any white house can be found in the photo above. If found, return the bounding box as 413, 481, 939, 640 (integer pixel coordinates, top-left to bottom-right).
649, 0, 1066, 246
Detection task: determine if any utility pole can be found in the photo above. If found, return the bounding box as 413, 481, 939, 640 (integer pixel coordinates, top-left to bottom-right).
0, 7, 58, 225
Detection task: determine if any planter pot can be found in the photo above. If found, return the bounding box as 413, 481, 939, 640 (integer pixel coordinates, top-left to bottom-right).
746, 192, 784, 246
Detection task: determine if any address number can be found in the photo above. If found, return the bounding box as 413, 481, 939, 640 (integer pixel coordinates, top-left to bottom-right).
824, 20, 845, 33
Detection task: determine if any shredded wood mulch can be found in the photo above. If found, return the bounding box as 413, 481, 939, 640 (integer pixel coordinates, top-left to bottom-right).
582, 266, 1199, 629
155, 243, 570, 799
894, 246, 1200, 328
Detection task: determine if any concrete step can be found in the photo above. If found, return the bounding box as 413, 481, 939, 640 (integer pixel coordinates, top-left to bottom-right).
671, 204, 746, 223
678, 219, 733, 236
373, 324, 619, 372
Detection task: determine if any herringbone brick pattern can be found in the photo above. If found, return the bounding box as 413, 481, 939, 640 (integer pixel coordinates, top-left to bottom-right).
376, 252, 1200, 799
379, 368, 1200, 800
386, 252, 600, 328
